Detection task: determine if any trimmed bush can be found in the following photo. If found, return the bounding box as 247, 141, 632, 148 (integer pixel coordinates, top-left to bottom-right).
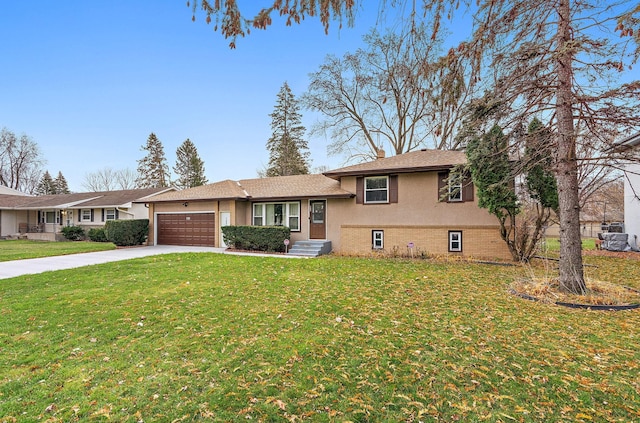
61, 225, 86, 241
222, 226, 290, 252
87, 227, 108, 242
104, 219, 149, 247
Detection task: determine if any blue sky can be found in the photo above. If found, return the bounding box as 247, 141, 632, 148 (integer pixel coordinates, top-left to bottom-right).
0, 2, 397, 192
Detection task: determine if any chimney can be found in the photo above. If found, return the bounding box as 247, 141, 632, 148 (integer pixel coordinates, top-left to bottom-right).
376, 148, 386, 159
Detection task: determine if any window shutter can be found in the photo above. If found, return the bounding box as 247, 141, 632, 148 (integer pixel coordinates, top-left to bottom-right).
101, 209, 105, 222
462, 175, 474, 202
389, 175, 398, 203
90, 209, 94, 222
78, 211, 81, 222
116, 210, 119, 219
437, 172, 447, 202
356, 177, 364, 204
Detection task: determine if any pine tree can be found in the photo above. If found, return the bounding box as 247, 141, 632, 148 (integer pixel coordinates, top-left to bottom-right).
35, 171, 56, 195
266, 82, 310, 177
136, 132, 171, 188
173, 139, 208, 189
53, 171, 70, 194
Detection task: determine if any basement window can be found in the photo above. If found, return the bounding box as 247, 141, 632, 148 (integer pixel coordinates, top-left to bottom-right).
449, 231, 462, 252
372, 230, 384, 249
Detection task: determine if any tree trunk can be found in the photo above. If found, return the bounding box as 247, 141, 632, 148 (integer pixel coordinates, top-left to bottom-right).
555, 0, 587, 294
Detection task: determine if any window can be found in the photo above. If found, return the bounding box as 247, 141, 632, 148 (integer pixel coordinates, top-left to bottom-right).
438, 171, 473, 202
288, 203, 299, 229
364, 176, 389, 203
105, 209, 116, 220
253, 204, 263, 226
449, 231, 462, 252
45, 211, 57, 224
372, 230, 384, 249
81, 209, 92, 222
253, 202, 300, 231
448, 173, 462, 202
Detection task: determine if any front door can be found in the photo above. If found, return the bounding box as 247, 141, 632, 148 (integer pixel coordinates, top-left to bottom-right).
309, 200, 326, 239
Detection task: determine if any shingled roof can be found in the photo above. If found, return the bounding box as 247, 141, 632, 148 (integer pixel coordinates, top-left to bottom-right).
323, 149, 466, 178
0, 188, 172, 210
146, 174, 354, 203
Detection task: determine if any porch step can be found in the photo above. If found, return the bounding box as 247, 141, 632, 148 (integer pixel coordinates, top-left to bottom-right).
287, 240, 332, 257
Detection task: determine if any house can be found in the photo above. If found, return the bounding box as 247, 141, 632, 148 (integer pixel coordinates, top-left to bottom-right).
144, 149, 511, 260
0, 188, 173, 241
614, 131, 640, 250
0, 186, 30, 196
543, 184, 625, 239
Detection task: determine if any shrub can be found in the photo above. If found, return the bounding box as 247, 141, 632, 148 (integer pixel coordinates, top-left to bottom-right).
104, 219, 149, 247
222, 226, 290, 252
87, 227, 108, 242
61, 225, 86, 241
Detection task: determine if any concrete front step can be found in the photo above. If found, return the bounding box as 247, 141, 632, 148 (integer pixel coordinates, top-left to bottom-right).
287, 240, 332, 257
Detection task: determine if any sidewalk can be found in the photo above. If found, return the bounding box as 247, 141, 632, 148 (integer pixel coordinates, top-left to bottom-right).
0, 245, 296, 280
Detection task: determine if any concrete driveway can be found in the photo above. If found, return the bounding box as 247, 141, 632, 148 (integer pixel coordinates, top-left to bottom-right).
0, 245, 304, 280
0, 245, 227, 280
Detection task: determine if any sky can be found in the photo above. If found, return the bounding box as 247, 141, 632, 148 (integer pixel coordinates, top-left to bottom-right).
0, 2, 403, 192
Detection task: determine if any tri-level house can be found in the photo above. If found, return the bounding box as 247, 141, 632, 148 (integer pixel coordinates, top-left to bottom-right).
144, 149, 511, 260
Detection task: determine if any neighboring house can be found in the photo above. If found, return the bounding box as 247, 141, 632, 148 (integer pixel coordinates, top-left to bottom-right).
614, 131, 640, 250
0, 188, 173, 241
544, 188, 625, 239
144, 149, 511, 260
0, 186, 30, 196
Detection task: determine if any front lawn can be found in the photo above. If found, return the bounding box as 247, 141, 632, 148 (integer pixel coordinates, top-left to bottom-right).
0, 240, 116, 261
1, 254, 638, 421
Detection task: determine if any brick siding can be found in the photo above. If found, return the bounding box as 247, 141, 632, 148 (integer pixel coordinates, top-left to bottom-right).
339, 225, 512, 261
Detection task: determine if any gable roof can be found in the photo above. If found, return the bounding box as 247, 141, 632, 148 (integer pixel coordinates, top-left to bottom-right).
0, 188, 173, 210
146, 174, 354, 203
323, 149, 467, 178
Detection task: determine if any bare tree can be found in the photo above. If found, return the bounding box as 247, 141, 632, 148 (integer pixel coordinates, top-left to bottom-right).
83, 167, 138, 191
114, 168, 137, 190
0, 127, 45, 194
303, 25, 469, 162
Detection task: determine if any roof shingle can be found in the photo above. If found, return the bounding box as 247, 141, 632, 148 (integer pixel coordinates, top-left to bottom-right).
323, 149, 466, 178
146, 174, 353, 203
0, 188, 172, 209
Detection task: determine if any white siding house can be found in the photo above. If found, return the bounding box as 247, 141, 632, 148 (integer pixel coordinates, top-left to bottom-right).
616, 132, 640, 250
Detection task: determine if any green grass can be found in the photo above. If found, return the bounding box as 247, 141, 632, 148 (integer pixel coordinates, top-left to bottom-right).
541, 237, 596, 252
1, 253, 639, 422
0, 240, 116, 261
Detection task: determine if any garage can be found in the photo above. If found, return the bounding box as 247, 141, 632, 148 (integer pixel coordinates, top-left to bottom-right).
156, 212, 215, 246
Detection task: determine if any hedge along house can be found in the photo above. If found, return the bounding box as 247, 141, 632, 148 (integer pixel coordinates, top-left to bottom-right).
144, 149, 511, 260
0, 188, 173, 241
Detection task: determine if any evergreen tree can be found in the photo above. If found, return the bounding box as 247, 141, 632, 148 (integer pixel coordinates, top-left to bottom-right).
35, 171, 56, 195
524, 119, 558, 212
266, 82, 310, 177
136, 132, 170, 188
53, 171, 70, 194
173, 139, 208, 189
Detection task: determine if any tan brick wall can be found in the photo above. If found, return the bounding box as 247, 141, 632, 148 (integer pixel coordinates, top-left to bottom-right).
339, 225, 512, 261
